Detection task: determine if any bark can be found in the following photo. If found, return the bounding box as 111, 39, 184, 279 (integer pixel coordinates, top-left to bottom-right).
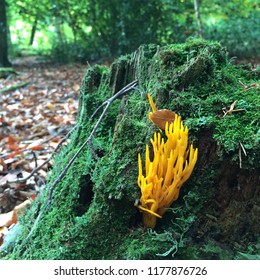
55, 17, 64, 45
29, 16, 38, 46
194, 0, 203, 37
0, 0, 11, 67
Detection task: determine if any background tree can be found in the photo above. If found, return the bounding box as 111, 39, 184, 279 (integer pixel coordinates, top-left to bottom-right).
4, 0, 260, 62
194, 0, 202, 36
0, 0, 11, 67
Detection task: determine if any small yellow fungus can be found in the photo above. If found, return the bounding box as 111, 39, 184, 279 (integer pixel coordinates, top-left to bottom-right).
137, 95, 198, 228
147, 93, 157, 112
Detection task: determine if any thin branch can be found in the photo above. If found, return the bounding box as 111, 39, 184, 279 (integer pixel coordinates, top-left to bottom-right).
0, 126, 76, 188
47, 80, 138, 204
0, 126, 69, 159
17, 202, 49, 253
30, 150, 38, 168
0, 82, 30, 94
90, 80, 139, 119
239, 142, 247, 169
239, 80, 260, 91
239, 145, 242, 169
239, 141, 247, 156
221, 100, 245, 118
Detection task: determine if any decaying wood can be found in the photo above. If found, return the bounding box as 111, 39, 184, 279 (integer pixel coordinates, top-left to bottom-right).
0, 82, 30, 94
47, 80, 138, 204
0, 68, 17, 79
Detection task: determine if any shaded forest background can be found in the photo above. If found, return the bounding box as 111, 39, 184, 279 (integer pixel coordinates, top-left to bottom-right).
1, 0, 260, 66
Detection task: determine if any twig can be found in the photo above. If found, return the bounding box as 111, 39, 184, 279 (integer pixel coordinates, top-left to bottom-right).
24, 203, 48, 242
13, 202, 49, 256
0, 126, 69, 159
88, 141, 98, 160
239, 145, 242, 169
0, 81, 30, 94
0, 126, 76, 188
239, 142, 247, 156
221, 100, 245, 118
30, 150, 38, 168
47, 80, 138, 204
239, 80, 260, 91
90, 80, 138, 119
15, 127, 76, 250
239, 142, 247, 169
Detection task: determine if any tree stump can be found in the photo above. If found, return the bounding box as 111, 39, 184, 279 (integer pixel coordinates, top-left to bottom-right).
2, 38, 259, 260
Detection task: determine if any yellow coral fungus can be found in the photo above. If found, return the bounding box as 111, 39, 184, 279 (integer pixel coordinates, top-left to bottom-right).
147, 93, 157, 113
137, 97, 198, 228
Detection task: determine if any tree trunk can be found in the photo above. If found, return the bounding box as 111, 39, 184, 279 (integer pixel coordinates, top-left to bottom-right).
0, 0, 11, 67
64, 0, 77, 50
29, 16, 38, 46
194, 0, 203, 37
55, 17, 64, 46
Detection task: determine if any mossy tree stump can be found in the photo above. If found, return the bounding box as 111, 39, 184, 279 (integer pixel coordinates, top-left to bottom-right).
2, 39, 259, 260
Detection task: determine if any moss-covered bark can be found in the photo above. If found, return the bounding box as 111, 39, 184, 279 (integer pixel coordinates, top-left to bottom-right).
1, 38, 259, 260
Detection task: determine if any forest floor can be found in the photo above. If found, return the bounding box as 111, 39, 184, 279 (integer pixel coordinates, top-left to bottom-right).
0, 57, 88, 243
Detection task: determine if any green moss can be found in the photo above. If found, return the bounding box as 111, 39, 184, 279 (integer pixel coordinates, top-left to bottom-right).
2, 38, 259, 260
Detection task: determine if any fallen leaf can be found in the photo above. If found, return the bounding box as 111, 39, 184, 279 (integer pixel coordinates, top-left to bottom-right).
7, 150, 24, 159
8, 143, 21, 151
0, 227, 9, 246
0, 158, 7, 170
10, 159, 28, 170
0, 210, 16, 228
27, 145, 45, 151
0, 62, 85, 215
149, 109, 176, 130
47, 102, 55, 111
0, 199, 32, 228
14, 199, 31, 217
0, 173, 17, 185
73, 83, 80, 91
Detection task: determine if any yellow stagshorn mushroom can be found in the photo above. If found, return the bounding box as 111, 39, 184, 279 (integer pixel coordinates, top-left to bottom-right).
137, 95, 198, 228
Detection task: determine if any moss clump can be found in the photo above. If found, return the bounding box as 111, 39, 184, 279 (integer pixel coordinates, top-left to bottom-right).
1, 38, 259, 260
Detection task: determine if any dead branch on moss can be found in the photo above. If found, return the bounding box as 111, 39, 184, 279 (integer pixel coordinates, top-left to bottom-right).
239, 80, 260, 91
47, 80, 139, 204
221, 100, 246, 118
239, 141, 247, 169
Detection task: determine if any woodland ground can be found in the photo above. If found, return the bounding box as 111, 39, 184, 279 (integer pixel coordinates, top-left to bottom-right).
0, 57, 88, 242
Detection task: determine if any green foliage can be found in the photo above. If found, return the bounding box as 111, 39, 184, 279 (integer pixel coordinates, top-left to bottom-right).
200, 240, 234, 260
204, 10, 260, 58
212, 83, 260, 168
235, 242, 260, 260
7, 0, 259, 62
